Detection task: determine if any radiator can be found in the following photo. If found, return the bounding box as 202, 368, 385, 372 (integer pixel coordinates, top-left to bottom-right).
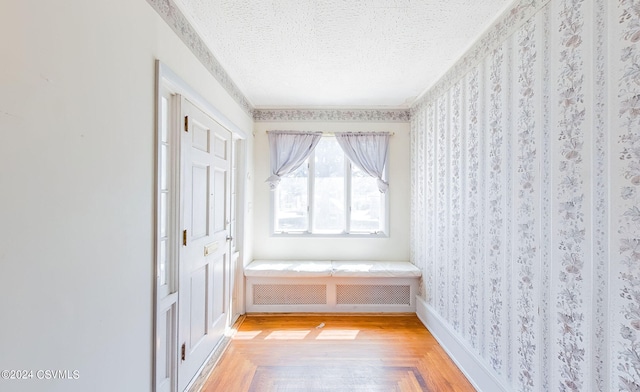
246, 277, 418, 313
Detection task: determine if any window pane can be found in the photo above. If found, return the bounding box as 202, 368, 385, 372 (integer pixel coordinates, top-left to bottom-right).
160, 192, 168, 238
313, 138, 345, 233
161, 96, 169, 143
351, 166, 381, 232
159, 240, 167, 286
275, 162, 308, 232
160, 144, 168, 190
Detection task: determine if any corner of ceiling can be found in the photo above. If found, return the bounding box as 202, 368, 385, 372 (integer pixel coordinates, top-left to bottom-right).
410, 0, 548, 114
146, 0, 254, 117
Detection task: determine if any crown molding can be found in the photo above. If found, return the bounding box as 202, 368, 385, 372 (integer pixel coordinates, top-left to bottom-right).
253, 108, 411, 122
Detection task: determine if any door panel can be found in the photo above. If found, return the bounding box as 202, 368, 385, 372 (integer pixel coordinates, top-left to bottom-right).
191, 124, 210, 153
210, 253, 227, 338
214, 133, 227, 159
189, 265, 207, 347
191, 165, 210, 239
156, 301, 175, 392
213, 170, 226, 233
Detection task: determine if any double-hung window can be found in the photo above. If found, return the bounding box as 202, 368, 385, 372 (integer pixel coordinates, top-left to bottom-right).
273, 136, 388, 236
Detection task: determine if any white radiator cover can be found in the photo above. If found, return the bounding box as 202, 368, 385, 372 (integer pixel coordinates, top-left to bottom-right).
253, 284, 327, 305
245, 277, 419, 313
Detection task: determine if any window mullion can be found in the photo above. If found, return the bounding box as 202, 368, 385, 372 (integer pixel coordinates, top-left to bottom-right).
345, 158, 351, 234
307, 154, 314, 233
273, 187, 278, 233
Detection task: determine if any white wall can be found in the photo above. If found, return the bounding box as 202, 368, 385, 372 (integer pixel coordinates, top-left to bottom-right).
411, 0, 639, 390
252, 121, 410, 261
0, 1, 253, 391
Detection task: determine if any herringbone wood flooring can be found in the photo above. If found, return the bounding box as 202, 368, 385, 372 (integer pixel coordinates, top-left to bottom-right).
201, 314, 475, 392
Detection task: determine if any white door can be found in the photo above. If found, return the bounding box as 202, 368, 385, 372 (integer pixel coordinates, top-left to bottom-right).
178, 98, 232, 391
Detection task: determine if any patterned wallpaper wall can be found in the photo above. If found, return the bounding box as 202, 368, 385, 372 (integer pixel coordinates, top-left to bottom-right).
409, 0, 640, 390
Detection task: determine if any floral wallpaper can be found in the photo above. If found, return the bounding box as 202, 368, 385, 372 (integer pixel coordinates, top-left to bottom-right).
410, 111, 418, 294
540, 6, 552, 389
450, 82, 463, 334
592, 0, 607, 388
514, 19, 538, 391
425, 104, 436, 305
554, 0, 587, 390
617, 0, 640, 390
411, 107, 427, 298
487, 44, 506, 375
436, 95, 448, 317
465, 68, 482, 352
410, 0, 638, 390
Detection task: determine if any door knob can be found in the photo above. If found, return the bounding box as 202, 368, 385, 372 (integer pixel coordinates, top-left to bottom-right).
226, 236, 233, 241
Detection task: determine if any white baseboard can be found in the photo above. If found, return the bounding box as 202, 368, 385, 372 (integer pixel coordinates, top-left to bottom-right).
415, 296, 509, 392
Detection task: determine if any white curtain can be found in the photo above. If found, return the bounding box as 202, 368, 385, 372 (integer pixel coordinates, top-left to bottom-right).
335, 132, 390, 193
266, 131, 322, 190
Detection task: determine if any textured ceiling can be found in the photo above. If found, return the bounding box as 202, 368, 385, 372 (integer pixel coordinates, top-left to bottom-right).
172, 0, 512, 109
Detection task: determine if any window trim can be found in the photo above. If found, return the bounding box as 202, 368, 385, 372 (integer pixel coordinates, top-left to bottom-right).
270, 136, 389, 238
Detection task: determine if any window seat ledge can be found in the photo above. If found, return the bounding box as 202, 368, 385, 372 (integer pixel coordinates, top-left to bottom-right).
244, 260, 421, 278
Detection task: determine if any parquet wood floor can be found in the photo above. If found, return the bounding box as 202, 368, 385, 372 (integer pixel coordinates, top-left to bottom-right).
200, 314, 475, 392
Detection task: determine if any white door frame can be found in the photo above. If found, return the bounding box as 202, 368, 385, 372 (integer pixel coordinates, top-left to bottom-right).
153, 61, 247, 392
230, 138, 247, 319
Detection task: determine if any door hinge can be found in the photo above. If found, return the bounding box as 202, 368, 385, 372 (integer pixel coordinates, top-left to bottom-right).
181, 343, 186, 361
182, 229, 187, 246
184, 115, 189, 132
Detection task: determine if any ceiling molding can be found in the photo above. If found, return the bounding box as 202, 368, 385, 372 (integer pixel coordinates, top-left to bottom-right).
253, 109, 411, 123
411, 0, 551, 116
146, 0, 254, 117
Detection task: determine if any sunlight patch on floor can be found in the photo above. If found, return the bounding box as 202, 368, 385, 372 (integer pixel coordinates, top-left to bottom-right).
265, 330, 310, 340
233, 330, 262, 340
316, 329, 360, 340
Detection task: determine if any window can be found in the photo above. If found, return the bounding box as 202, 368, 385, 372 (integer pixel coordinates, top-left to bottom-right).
273, 136, 387, 235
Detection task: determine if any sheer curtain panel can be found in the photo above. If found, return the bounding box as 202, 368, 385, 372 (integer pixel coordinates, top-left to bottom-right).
335, 132, 390, 192
266, 131, 322, 190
